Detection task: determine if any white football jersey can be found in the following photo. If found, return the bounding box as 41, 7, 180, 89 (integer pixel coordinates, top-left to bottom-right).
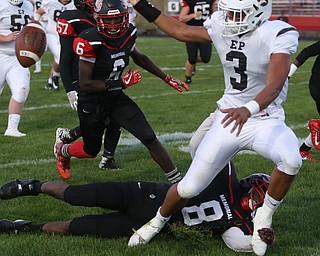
40, 0, 75, 34
0, 0, 33, 55
204, 12, 299, 119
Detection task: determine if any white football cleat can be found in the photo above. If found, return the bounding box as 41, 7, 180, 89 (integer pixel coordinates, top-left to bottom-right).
128, 217, 166, 247
4, 129, 26, 137
252, 207, 273, 256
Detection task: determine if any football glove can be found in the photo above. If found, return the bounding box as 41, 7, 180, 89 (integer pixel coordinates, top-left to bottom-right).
164, 74, 190, 93
67, 91, 78, 111
122, 68, 141, 88
258, 228, 275, 246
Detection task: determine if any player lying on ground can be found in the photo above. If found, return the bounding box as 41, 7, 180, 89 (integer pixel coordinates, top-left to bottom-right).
0, 162, 274, 252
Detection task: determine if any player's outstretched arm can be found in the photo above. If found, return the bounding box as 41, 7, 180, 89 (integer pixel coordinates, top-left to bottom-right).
128, 0, 211, 43
130, 47, 189, 92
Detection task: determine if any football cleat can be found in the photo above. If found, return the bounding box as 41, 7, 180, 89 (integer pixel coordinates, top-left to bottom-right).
4, 129, 26, 137
98, 157, 119, 170
128, 217, 166, 247
0, 179, 40, 200
308, 119, 320, 150
185, 77, 192, 84
55, 142, 71, 180
45, 83, 54, 90
0, 219, 32, 233
252, 207, 272, 256
52, 76, 60, 90
54, 128, 72, 157
300, 150, 317, 162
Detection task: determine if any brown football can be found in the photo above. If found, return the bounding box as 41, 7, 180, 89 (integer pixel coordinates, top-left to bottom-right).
15, 21, 47, 68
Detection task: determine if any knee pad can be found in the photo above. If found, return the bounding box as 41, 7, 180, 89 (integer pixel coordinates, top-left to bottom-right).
201, 57, 211, 64
280, 153, 302, 175
12, 84, 30, 103
177, 180, 198, 199
140, 130, 156, 146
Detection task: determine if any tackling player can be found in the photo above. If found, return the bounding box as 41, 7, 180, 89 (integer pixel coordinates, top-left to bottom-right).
0, 162, 274, 253
54, 0, 190, 181
56, 0, 122, 170
0, 0, 33, 137
126, 0, 301, 255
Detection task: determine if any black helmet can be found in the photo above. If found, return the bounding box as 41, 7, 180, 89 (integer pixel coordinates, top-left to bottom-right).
93, 0, 129, 38
74, 0, 95, 13
239, 173, 270, 212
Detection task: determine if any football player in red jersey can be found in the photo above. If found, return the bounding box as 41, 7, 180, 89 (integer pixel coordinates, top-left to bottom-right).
54, 0, 189, 181
179, 0, 215, 84
0, 162, 274, 253
56, 0, 122, 170
288, 41, 320, 161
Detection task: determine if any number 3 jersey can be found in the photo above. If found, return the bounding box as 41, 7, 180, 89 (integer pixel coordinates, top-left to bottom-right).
204, 12, 299, 119
0, 0, 33, 55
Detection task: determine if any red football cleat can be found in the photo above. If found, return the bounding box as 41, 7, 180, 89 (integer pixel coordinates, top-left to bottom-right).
55, 142, 71, 180
308, 119, 320, 150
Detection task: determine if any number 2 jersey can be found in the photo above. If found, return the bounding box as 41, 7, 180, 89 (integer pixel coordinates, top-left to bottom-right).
204, 13, 299, 120
0, 0, 33, 55
73, 24, 137, 100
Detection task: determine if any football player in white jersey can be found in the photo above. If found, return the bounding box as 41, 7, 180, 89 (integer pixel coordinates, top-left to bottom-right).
0, 0, 33, 137
34, 0, 75, 89
126, 0, 302, 255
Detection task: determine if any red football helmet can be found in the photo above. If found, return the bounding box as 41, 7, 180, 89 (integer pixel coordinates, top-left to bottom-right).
93, 0, 129, 38
239, 173, 270, 212
74, 0, 95, 13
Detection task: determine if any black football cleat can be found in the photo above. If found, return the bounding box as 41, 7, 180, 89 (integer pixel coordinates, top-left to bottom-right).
0, 219, 32, 233
0, 179, 40, 200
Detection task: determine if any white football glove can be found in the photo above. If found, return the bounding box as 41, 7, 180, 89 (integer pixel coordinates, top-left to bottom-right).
67, 91, 78, 110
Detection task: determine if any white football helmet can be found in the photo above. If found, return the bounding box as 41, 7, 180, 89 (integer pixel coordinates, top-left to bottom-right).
218, 0, 272, 37
7, 0, 23, 5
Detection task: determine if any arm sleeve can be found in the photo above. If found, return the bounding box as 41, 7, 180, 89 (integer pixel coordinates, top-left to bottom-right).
295, 41, 320, 66
60, 36, 77, 93
221, 227, 253, 252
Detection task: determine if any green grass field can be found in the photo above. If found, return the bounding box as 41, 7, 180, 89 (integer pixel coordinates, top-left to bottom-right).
0, 37, 319, 256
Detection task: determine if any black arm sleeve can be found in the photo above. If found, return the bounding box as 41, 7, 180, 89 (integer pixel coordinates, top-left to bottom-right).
59, 36, 79, 93
295, 41, 320, 66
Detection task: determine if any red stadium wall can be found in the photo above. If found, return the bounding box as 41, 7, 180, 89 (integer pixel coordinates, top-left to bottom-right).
169, 15, 320, 31
270, 16, 320, 31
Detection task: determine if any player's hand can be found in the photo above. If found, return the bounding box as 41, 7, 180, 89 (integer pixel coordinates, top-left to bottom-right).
258, 228, 275, 246
122, 68, 141, 88
67, 90, 78, 110
220, 107, 251, 136
164, 74, 190, 93
7, 31, 19, 42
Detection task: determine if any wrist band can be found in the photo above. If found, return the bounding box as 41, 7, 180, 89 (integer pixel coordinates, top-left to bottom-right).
105, 79, 124, 91
243, 100, 260, 115
288, 63, 298, 78
134, 0, 161, 23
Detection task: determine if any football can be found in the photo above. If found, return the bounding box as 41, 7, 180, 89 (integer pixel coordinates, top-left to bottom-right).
15, 21, 47, 68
